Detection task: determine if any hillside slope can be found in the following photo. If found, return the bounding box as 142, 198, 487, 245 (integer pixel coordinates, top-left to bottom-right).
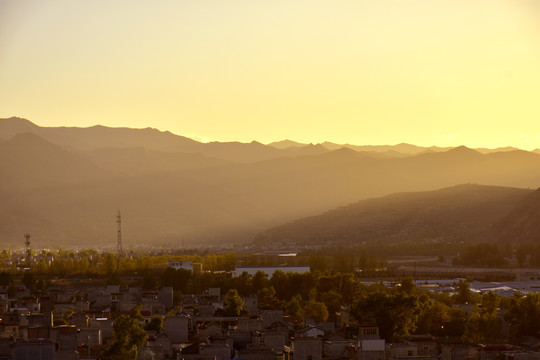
255, 184, 533, 246
3, 117, 540, 248
484, 188, 540, 243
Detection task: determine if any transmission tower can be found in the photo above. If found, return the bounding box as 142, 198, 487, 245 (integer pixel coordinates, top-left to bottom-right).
24, 233, 31, 264
116, 210, 123, 255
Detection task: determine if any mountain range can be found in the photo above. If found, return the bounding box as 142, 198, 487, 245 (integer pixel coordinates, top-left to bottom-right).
1, 116, 540, 249
255, 184, 535, 247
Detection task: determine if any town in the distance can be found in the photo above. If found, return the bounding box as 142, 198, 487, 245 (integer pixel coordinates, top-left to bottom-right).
2, 117, 540, 360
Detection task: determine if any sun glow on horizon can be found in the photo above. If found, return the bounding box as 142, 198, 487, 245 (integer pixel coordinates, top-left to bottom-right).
1, 0, 540, 150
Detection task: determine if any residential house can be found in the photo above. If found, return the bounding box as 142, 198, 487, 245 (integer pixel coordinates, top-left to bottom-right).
243, 296, 258, 315
199, 343, 231, 360
239, 344, 279, 360
164, 315, 190, 343
323, 336, 357, 360
198, 322, 222, 339
479, 344, 517, 360
358, 325, 380, 340
442, 344, 478, 360
295, 325, 324, 338
261, 310, 283, 326
406, 335, 438, 357
284, 337, 323, 360
358, 339, 385, 360
12, 340, 56, 360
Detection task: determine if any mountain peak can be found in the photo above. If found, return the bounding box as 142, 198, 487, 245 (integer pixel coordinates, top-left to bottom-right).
325, 146, 359, 158
447, 145, 481, 155
0, 117, 39, 140
268, 139, 307, 149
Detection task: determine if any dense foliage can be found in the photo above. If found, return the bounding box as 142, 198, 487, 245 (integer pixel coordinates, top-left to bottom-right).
6, 246, 540, 346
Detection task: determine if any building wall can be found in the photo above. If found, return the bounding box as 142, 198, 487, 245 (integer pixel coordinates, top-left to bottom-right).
168, 261, 194, 272
359, 350, 386, 360
264, 332, 286, 354
13, 341, 56, 360
442, 345, 478, 360
323, 340, 355, 359
164, 316, 189, 343
159, 287, 174, 309
243, 296, 258, 315
77, 328, 102, 346
199, 344, 231, 360
389, 343, 417, 359
261, 310, 283, 325
292, 337, 323, 360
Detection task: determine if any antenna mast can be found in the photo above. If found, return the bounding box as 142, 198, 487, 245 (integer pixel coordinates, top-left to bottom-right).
24, 233, 31, 264
116, 210, 123, 254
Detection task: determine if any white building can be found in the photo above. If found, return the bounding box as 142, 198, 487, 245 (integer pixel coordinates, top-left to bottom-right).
232, 265, 310, 277
168, 261, 193, 272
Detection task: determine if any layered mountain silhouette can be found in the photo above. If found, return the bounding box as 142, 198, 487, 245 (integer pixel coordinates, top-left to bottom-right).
1, 116, 540, 248
255, 184, 533, 246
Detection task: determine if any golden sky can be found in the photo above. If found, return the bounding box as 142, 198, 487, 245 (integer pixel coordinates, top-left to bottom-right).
1, 0, 540, 148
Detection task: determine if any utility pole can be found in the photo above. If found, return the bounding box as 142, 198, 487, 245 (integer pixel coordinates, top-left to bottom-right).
116, 210, 123, 255
24, 233, 31, 265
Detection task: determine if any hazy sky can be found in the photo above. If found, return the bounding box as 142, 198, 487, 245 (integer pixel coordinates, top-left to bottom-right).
1, 1, 540, 148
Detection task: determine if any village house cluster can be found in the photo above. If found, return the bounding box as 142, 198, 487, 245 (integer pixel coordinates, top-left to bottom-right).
0, 262, 540, 360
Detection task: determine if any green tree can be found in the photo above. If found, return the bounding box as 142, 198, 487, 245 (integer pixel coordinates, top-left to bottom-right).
252, 271, 270, 293
454, 280, 474, 304
504, 292, 540, 339
270, 270, 289, 300
145, 315, 164, 332
319, 291, 342, 321
463, 291, 502, 344
316, 273, 362, 305
303, 300, 329, 323
142, 271, 157, 290
105, 314, 147, 360
400, 277, 415, 295
351, 291, 426, 342
463, 306, 502, 344
286, 295, 303, 321
224, 289, 244, 316
232, 272, 252, 296
160, 268, 191, 293
257, 286, 284, 310
130, 304, 144, 321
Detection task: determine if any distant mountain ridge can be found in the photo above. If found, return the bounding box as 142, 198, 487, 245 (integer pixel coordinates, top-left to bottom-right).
1, 117, 529, 160
255, 184, 533, 246
1, 116, 540, 248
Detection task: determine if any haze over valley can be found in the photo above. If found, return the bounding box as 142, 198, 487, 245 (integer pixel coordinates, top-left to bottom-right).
4, 3, 540, 358
2, 117, 540, 249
